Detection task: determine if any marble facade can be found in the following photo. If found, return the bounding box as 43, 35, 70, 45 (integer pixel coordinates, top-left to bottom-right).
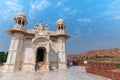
3, 12, 69, 72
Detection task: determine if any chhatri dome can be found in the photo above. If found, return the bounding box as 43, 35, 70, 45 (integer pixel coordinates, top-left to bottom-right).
17, 12, 26, 17
56, 18, 66, 29
14, 12, 28, 25
57, 18, 64, 24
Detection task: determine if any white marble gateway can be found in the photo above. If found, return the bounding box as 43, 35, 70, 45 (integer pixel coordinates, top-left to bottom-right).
3, 12, 69, 72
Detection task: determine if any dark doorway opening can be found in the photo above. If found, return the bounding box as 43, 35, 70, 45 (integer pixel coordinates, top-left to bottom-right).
36, 47, 45, 62
35, 47, 46, 72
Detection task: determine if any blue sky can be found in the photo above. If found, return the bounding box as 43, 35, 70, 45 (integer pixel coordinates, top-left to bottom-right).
0, 0, 120, 54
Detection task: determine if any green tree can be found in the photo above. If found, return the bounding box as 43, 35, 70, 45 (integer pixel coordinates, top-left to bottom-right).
0, 51, 8, 63
0, 51, 5, 63
4, 51, 8, 62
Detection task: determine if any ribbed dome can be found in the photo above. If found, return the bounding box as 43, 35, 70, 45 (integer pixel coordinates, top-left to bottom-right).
57, 18, 64, 24
14, 12, 28, 24
17, 12, 26, 17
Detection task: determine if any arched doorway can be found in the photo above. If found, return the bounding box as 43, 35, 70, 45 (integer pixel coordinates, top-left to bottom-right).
36, 48, 44, 62
35, 47, 46, 71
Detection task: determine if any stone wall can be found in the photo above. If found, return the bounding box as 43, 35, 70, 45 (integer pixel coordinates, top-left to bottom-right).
85, 61, 120, 80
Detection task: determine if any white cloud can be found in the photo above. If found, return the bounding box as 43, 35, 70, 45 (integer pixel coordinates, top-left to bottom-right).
63, 7, 77, 16
77, 18, 91, 23
71, 34, 81, 40
64, 7, 70, 12
69, 10, 77, 15
57, 1, 62, 6
6, 1, 23, 12
102, 0, 120, 20
56, 0, 67, 6
31, 0, 51, 10
109, 0, 120, 7
113, 15, 120, 20
29, 0, 51, 18
56, 0, 77, 16
0, 1, 23, 20
1, 10, 12, 20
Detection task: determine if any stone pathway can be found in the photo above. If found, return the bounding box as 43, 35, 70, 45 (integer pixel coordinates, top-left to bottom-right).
0, 66, 111, 80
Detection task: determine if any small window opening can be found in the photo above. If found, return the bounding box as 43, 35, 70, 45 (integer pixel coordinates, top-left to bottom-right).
18, 20, 21, 25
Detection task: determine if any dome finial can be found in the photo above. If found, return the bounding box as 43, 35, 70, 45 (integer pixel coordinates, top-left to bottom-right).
22, 10, 24, 12
40, 20, 42, 23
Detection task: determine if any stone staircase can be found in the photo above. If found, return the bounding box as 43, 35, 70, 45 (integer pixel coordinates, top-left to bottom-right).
36, 62, 46, 72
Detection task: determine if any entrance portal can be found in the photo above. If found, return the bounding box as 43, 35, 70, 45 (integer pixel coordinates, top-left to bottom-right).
36, 47, 45, 62
35, 47, 46, 72
37, 48, 44, 62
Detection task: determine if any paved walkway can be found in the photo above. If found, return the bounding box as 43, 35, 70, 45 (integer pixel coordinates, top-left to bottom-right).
0, 66, 111, 80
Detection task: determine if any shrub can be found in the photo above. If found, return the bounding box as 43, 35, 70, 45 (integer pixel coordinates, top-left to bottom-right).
116, 63, 120, 68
